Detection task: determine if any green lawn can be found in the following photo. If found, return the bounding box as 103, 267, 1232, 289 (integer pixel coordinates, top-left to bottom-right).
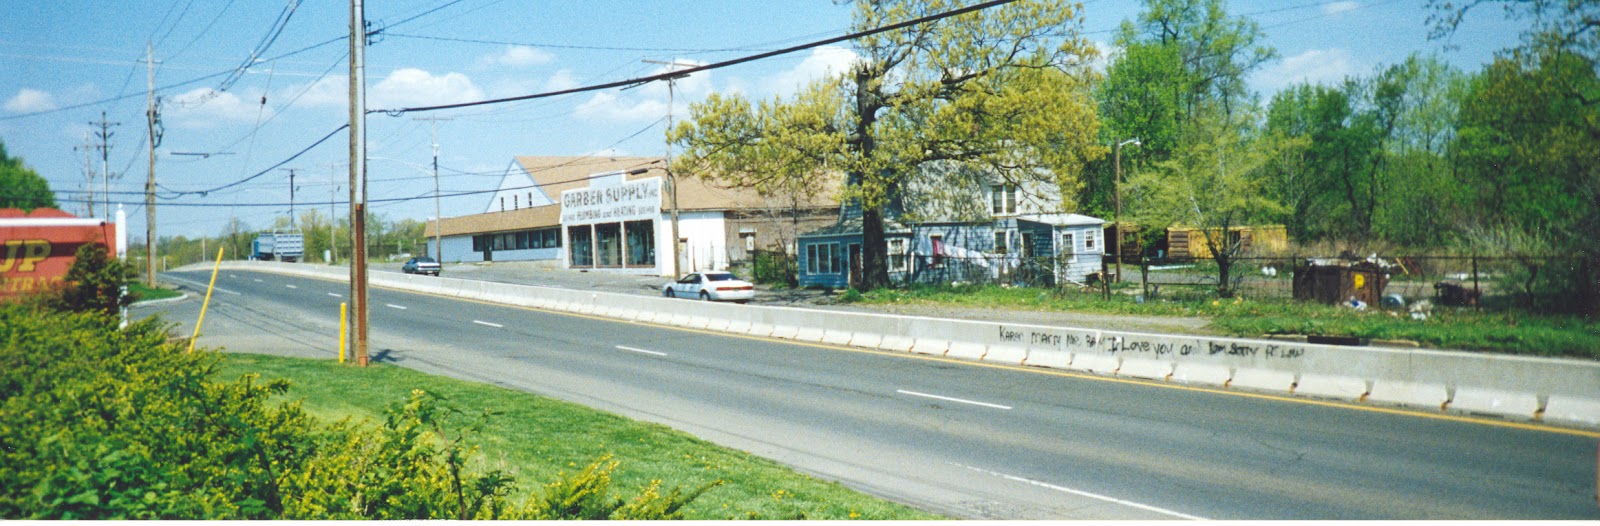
128, 282, 182, 302
855, 284, 1600, 359
214, 353, 940, 520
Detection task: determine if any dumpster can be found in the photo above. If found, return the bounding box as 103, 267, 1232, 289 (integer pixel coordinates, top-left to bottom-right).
1293, 257, 1396, 306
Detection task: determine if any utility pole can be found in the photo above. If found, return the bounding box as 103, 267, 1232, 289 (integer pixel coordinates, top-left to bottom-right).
348, 0, 370, 367
644, 59, 693, 278
328, 162, 340, 264
281, 168, 298, 229
92, 112, 120, 221
1114, 138, 1140, 284
415, 116, 451, 261
143, 41, 162, 287
74, 133, 97, 217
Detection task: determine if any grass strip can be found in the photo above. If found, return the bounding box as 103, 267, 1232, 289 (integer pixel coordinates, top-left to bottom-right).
855, 285, 1599, 359
214, 353, 941, 520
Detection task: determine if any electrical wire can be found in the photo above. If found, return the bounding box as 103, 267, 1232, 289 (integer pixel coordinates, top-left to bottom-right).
374, 0, 1025, 115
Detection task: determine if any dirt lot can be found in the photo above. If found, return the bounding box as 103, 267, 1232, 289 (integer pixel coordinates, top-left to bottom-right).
386, 260, 1216, 336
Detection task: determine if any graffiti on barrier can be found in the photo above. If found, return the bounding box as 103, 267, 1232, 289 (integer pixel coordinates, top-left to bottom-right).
1002, 325, 1307, 361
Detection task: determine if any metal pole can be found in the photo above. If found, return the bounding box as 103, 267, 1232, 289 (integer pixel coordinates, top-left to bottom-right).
348, 0, 370, 366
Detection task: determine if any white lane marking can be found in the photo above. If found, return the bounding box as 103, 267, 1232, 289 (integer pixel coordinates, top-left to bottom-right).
253, 279, 263, 283
386, 304, 407, 310
472, 320, 503, 328
958, 464, 1207, 520
228, 274, 237, 278
327, 292, 343, 298
896, 389, 1012, 410
162, 275, 241, 295
286, 285, 298, 289
615, 345, 667, 357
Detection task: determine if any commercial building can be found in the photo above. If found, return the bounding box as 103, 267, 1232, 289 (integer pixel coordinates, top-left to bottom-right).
425, 156, 837, 276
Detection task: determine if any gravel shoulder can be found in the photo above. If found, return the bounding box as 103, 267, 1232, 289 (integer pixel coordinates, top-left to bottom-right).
388, 260, 1216, 336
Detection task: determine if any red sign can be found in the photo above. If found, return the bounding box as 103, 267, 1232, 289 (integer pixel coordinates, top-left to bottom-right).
0, 208, 119, 298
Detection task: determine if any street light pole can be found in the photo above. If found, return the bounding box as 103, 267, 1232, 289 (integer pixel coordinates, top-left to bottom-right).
1114, 137, 1140, 283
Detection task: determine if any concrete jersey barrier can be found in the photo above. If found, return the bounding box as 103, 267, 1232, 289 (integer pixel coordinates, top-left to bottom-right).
205, 261, 1600, 428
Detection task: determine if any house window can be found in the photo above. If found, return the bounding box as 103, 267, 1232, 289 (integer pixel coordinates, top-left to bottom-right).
991, 184, 1017, 215
1085, 230, 1096, 251
993, 231, 1009, 255
1021, 232, 1035, 258
499, 197, 505, 212
888, 238, 908, 272
1061, 232, 1077, 262
807, 243, 838, 274
930, 234, 945, 267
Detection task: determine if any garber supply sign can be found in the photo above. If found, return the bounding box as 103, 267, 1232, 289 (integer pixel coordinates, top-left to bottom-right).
0, 208, 119, 298
559, 177, 662, 226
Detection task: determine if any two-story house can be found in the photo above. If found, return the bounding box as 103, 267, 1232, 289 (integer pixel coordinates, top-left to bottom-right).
797, 162, 1105, 288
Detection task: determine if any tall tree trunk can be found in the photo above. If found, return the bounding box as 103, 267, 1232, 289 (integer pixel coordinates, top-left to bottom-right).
852, 66, 889, 291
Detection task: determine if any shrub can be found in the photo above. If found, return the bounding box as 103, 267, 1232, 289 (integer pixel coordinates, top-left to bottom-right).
0, 303, 717, 519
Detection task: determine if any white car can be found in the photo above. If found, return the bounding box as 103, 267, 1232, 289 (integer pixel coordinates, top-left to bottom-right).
662, 272, 755, 303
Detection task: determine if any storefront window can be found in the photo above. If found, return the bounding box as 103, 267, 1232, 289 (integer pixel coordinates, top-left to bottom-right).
568, 225, 593, 266
595, 223, 622, 267
624, 220, 654, 267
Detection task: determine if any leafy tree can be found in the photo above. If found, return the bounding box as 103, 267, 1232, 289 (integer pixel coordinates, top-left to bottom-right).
0, 139, 57, 211
1125, 106, 1304, 297
1114, 0, 1276, 120
674, 0, 1104, 290
1430, 0, 1600, 314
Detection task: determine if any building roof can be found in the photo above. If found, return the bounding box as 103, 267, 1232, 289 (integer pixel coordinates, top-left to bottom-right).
428, 156, 840, 237
431, 203, 560, 237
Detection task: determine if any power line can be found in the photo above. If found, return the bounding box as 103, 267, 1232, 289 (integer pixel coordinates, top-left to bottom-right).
374, 0, 1025, 115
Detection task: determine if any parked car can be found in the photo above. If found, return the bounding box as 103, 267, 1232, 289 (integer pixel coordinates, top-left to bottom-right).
401, 256, 442, 276
662, 271, 754, 302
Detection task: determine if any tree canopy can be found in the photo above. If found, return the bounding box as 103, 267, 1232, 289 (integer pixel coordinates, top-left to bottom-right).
0, 139, 57, 211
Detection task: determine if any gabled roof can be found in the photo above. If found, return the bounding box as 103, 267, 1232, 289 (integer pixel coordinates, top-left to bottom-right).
427, 156, 842, 237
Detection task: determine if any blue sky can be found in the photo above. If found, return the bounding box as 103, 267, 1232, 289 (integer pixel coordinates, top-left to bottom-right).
1, 0, 1527, 240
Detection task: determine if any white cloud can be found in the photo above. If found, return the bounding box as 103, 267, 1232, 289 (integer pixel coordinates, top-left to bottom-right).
5, 88, 57, 113
574, 62, 714, 123
369, 68, 485, 110
544, 69, 580, 91
758, 45, 858, 97
1321, 1, 1359, 15
292, 76, 349, 107
1253, 48, 1358, 93
480, 46, 554, 68
165, 88, 270, 128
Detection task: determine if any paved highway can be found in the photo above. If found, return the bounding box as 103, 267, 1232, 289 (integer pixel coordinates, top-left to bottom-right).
138, 269, 1600, 520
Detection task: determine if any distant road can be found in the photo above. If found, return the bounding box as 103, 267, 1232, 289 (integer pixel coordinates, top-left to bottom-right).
140, 269, 1600, 520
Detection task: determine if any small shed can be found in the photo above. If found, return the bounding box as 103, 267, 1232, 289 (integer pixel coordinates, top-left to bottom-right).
1292, 257, 1395, 306
1167, 224, 1288, 259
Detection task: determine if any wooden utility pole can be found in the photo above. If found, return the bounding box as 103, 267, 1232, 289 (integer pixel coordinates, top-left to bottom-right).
414, 116, 451, 260
644, 59, 693, 278
348, 0, 370, 366
144, 41, 162, 287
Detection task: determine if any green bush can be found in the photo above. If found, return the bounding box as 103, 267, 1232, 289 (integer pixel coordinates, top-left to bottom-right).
750, 250, 797, 288
0, 303, 716, 519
